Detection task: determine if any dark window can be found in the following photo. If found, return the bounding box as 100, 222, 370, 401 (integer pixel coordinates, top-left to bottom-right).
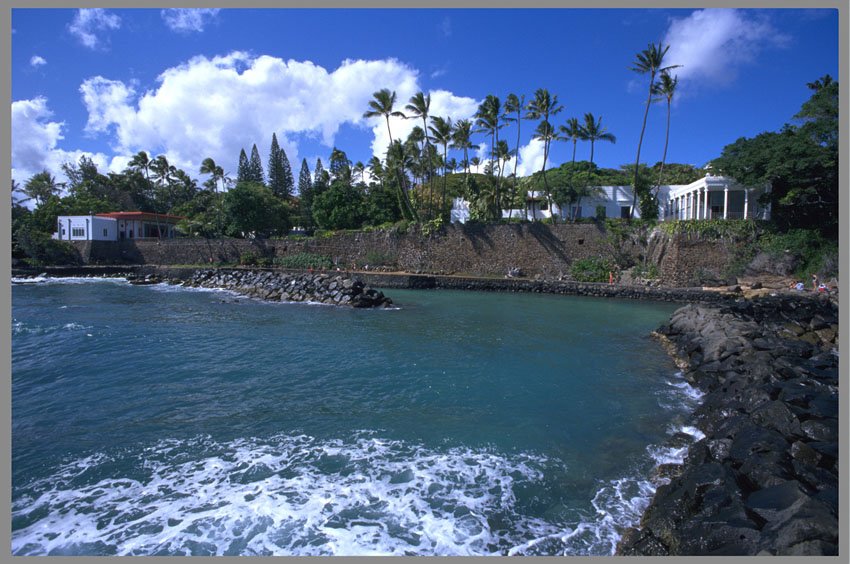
72, 227, 85, 237
103, 228, 108, 237
620, 206, 631, 219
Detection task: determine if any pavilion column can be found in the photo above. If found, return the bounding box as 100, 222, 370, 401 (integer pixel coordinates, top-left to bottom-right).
723, 188, 729, 219
744, 189, 749, 219
703, 188, 709, 219
696, 190, 701, 220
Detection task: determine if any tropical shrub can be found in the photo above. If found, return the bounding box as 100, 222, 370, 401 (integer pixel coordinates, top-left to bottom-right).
570, 257, 614, 282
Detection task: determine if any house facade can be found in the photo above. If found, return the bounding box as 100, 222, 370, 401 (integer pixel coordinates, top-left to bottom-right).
53, 212, 185, 241
451, 174, 770, 223
53, 215, 118, 241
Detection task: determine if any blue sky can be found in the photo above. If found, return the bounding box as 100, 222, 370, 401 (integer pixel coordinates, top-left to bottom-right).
11, 8, 839, 194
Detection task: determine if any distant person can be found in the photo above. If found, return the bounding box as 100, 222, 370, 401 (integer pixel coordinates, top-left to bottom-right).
811, 273, 819, 290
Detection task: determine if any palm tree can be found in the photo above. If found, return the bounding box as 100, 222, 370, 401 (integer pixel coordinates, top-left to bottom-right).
200, 157, 226, 235
525, 88, 563, 222
582, 113, 616, 168
128, 151, 152, 184
150, 155, 175, 186
629, 42, 680, 219
558, 117, 585, 220
367, 155, 384, 189
405, 92, 436, 216
651, 71, 678, 196
451, 119, 474, 182
429, 115, 453, 218
363, 88, 417, 220
577, 113, 615, 221
503, 93, 525, 216
22, 170, 61, 207
494, 139, 513, 215
470, 156, 481, 174
353, 161, 366, 186
474, 95, 502, 173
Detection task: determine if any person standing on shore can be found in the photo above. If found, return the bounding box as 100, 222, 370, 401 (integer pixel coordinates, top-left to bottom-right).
811, 273, 819, 291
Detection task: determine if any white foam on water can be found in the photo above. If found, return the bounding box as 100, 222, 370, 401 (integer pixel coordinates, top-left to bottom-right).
11, 276, 130, 285
12, 320, 93, 336
13, 433, 579, 556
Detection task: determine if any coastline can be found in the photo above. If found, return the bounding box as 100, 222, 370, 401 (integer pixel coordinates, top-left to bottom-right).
616, 294, 839, 555
11, 266, 839, 555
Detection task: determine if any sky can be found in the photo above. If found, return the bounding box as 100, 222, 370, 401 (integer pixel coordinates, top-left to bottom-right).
10, 8, 839, 198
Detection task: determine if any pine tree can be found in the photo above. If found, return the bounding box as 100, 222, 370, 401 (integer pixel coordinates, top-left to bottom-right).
267, 133, 294, 199
313, 158, 329, 194
248, 144, 264, 184
237, 148, 250, 182
279, 145, 294, 197
298, 158, 312, 196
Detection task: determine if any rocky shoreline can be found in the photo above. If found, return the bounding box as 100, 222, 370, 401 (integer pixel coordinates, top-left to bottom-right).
179, 269, 394, 308
617, 293, 839, 556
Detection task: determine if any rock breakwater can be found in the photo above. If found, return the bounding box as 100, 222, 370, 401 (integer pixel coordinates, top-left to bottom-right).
183, 269, 393, 308
617, 294, 839, 556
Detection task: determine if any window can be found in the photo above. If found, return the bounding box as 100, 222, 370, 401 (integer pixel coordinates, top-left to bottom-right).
61, 228, 66, 235
72, 227, 85, 237
103, 228, 108, 237
620, 206, 631, 219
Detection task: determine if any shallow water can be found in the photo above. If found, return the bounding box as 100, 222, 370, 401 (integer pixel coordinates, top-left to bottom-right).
12, 278, 700, 555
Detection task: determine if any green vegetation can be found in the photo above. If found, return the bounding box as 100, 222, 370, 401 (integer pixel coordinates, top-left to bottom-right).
570, 257, 614, 282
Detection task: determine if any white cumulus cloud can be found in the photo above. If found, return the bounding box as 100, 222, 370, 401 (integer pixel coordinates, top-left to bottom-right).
78, 52, 479, 180
662, 9, 789, 89
30, 55, 47, 67
161, 8, 220, 33
515, 138, 547, 178
68, 8, 121, 50
11, 97, 112, 190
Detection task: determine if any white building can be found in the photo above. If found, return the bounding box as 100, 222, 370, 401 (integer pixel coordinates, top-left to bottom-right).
451, 174, 770, 223
53, 212, 185, 241
53, 215, 118, 241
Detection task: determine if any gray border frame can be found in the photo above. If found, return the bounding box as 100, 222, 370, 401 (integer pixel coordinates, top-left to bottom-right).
2, 1, 846, 563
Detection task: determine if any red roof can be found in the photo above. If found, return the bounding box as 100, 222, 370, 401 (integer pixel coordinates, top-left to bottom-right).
96, 211, 186, 222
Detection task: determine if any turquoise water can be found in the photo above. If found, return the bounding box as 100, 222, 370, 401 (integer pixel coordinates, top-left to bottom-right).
11, 277, 701, 556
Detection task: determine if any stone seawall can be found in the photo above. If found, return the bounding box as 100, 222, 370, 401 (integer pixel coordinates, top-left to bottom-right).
72, 223, 633, 278
617, 295, 839, 556
179, 269, 393, 308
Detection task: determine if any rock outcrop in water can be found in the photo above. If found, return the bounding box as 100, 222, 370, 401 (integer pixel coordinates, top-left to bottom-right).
617, 294, 839, 556
183, 269, 393, 308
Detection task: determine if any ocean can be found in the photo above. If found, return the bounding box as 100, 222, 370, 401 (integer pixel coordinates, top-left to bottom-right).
11, 277, 702, 556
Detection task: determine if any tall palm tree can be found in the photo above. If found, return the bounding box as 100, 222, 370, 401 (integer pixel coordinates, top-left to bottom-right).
582, 113, 616, 168
22, 170, 61, 207
474, 95, 502, 173
150, 155, 175, 187
451, 119, 474, 182
629, 42, 679, 219
503, 93, 525, 216
200, 157, 226, 235
651, 71, 678, 196
367, 155, 384, 190
429, 115, 453, 218
353, 161, 366, 186
364, 88, 417, 220
558, 117, 585, 220
128, 151, 152, 184
405, 92, 436, 216
577, 113, 615, 221
471, 156, 481, 174
525, 88, 563, 222
494, 139, 513, 215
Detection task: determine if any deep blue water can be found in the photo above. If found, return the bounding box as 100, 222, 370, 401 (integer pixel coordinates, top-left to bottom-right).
11, 277, 702, 556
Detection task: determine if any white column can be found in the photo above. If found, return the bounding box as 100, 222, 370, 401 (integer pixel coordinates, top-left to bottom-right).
723, 188, 729, 219
743, 189, 749, 219
703, 188, 709, 219
696, 189, 701, 220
